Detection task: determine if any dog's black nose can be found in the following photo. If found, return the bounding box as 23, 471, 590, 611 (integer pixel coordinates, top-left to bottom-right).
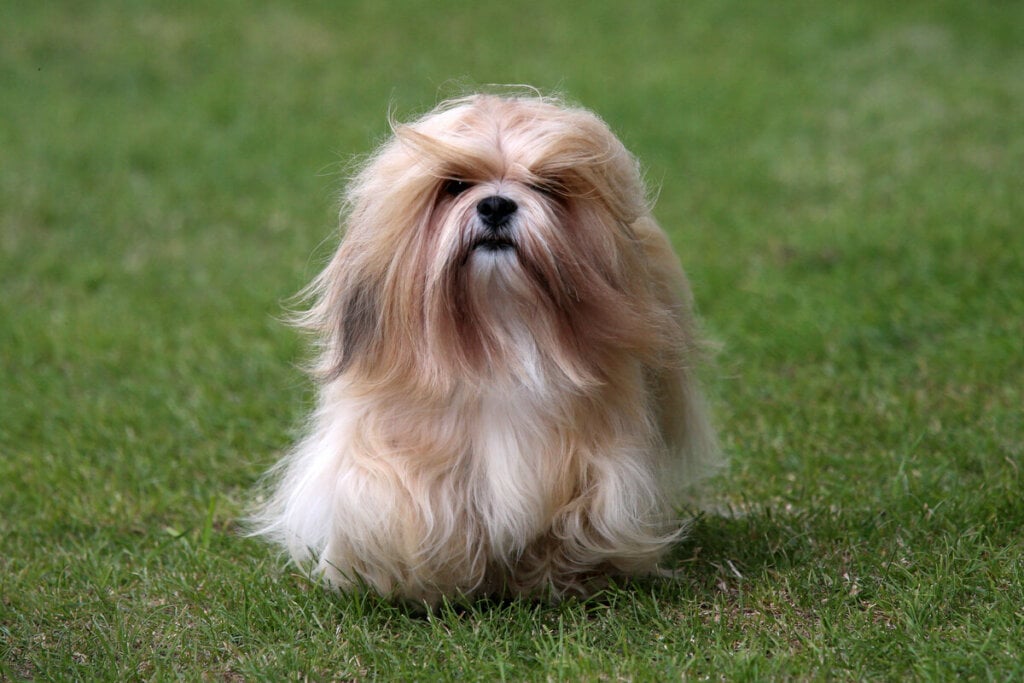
476, 195, 517, 228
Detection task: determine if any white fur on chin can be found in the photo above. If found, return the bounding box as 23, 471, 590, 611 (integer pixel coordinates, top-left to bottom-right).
250, 93, 721, 605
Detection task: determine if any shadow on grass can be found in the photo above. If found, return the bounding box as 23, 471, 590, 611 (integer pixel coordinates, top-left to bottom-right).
667, 507, 799, 593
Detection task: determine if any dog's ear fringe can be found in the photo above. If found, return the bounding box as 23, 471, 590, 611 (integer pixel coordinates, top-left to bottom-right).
277, 254, 367, 382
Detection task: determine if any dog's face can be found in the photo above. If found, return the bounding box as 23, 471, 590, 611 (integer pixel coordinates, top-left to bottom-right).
310, 96, 674, 391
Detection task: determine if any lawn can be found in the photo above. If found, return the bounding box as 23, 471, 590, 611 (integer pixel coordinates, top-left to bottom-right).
2, 1, 1022, 679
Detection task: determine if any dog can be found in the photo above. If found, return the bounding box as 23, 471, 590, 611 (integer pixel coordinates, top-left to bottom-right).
251, 93, 719, 605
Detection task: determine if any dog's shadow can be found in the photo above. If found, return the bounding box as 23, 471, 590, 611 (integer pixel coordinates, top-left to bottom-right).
658, 507, 790, 596
571, 506, 800, 609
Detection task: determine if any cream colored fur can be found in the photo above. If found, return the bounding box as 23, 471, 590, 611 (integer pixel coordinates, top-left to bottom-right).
251, 94, 720, 605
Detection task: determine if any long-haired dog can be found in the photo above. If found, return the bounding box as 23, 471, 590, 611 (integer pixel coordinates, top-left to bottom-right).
252, 93, 719, 605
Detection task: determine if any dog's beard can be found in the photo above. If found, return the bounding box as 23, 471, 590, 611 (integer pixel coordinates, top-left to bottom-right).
413, 187, 662, 392
426, 193, 566, 387
443, 189, 554, 302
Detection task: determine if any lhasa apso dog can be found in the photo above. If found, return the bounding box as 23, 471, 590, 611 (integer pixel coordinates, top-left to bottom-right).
252, 93, 719, 605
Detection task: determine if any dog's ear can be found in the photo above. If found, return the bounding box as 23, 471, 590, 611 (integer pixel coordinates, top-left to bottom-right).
325, 278, 381, 379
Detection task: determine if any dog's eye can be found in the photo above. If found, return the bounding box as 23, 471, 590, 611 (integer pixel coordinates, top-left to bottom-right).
443, 179, 473, 196
529, 182, 559, 198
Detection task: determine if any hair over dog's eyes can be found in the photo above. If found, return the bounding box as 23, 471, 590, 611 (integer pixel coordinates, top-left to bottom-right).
442, 179, 474, 197
529, 181, 560, 198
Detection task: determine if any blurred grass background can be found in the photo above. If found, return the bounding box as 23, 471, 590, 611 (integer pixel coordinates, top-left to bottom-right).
2, 1, 1022, 679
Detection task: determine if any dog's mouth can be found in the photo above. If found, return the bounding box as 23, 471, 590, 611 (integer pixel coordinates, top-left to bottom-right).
472, 236, 516, 252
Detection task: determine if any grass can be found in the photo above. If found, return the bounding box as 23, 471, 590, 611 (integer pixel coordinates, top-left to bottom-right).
2, 0, 1022, 679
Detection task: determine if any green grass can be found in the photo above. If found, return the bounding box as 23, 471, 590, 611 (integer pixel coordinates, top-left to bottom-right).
2, 0, 1022, 679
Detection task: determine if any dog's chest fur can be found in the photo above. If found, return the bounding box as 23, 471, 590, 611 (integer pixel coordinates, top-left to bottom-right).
469, 380, 569, 553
